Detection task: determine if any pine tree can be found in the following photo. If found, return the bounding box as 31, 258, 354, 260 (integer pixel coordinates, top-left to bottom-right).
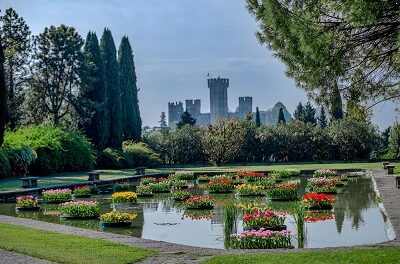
0, 8, 31, 129
277, 107, 286, 124
255, 106, 261, 127
77, 31, 109, 150
118, 36, 141, 141
177, 111, 196, 129
303, 101, 316, 124
318, 106, 328, 128
294, 102, 304, 121
100, 28, 122, 148
0, 38, 6, 147
330, 84, 344, 120
159, 112, 167, 128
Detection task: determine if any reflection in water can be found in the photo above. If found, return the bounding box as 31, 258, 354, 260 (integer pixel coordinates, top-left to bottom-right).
0, 176, 392, 249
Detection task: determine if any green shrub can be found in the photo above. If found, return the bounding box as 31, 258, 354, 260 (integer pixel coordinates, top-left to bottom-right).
96, 148, 130, 169
122, 141, 162, 168
5, 146, 37, 177
0, 149, 11, 178
4, 126, 94, 175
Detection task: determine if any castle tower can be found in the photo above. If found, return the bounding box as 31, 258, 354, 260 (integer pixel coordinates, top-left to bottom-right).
208, 76, 229, 123
185, 99, 201, 118
168, 101, 183, 126
238, 96, 253, 119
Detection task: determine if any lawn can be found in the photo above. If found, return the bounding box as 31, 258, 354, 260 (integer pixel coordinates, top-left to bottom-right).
0, 222, 155, 264
204, 247, 400, 264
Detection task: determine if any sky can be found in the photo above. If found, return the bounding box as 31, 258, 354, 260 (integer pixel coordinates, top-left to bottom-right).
1, 0, 398, 129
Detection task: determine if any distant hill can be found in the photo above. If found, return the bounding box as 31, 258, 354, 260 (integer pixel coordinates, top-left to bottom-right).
265, 102, 292, 125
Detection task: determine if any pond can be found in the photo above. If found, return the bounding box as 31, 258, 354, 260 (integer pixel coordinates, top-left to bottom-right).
0, 175, 393, 249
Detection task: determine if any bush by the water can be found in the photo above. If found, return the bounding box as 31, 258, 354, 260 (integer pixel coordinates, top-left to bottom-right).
0, 146, 37, 178
3, 126, 94, 175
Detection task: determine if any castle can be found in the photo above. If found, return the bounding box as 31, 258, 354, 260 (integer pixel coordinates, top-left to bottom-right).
168, 76, 290, 126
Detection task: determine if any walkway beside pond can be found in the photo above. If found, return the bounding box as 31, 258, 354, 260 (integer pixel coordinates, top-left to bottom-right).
0, 248, 53, 264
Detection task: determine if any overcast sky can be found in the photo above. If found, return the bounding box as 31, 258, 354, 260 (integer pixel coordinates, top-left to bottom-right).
1, 0, 398, 129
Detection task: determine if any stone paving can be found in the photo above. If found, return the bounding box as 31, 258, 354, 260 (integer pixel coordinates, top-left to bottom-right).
0, 249, 53, 264
0, 169, 399, 264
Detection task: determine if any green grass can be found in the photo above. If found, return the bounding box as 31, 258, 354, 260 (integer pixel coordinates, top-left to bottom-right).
0, 222, 155, 264
204, 247, 400, 264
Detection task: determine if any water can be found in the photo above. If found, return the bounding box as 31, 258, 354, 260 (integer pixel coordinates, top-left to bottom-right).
0, 175, 392, 249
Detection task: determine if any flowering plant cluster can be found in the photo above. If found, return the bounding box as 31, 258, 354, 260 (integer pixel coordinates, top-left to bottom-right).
136, 185, 153, 196
235, 184, 265, 196
236, 202, 270, 214
113, 181, 131, 191
304, 212, 335, 222
197, 175, 211, 182
269, 169, 301, 179
205, 178, 234, 193
184, 195, 214, 209
302, 192, 335, 210
257, 179, 276, 189
99, 211, 137, 223
140, 177, 158, 185
313, 169, 337, 178
329, 176, 344, 186
111, 192, 137, 203
170, 180, 189, 189
171, 190, 192, 201
42, 189, 72, 203
182, 209, 213, 220
170, 171, 195, 180
73, 186, 91, 197
242, 209, 285, 229
307, 177, 338, 193
266, 183, 298, 200
59, 200, 100, 218
149, 181, 171, 193
16, 195, 40, 209
237, 171, 265, 181
230, 229, 292, 249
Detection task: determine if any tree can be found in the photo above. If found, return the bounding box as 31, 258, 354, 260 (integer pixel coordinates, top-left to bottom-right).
118, 36, 141, 141
0, 38, 6, 146
389, 123, 400, 158
303, 102, 316, 124
255, 106, 261, 127
330, 84, 344, 120
277, 107, 286, 124
294, 102, 304, 121
77, 31, 109, 150
318, 106, 328, 128
177, 110, 196, 129
0, 8, 31, 129
31, 25, 83, 126
100, 28, 122, 148
159, 112, 167, 128
169, 125, 205, 164
246, 1, 400, 107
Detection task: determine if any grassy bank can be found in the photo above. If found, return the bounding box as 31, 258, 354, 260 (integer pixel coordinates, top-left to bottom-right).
0, 222, 155, 264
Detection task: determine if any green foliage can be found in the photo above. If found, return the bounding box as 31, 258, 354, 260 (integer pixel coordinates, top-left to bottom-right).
303, 102, 316, 124
389, 123, 400, 158
97, 148, 129, 169
159, 112, 167, 128
294, 102, 304, 121
122, 141, 162, 168
277, 107, 286, 124
177, 111, 196, 129
169, 125, 204, 164
255, 106, 261, 127
0, 38, 6, 147
0, 149, 11, 178
4, 125, 94, 175
318, 106, 328, 128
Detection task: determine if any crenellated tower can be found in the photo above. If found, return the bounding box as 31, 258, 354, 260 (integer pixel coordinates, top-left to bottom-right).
238, 96, 253, 119
168, 101, 183, 126
208, 76, 229, 123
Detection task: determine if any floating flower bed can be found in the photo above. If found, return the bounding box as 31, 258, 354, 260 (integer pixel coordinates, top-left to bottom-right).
306, 178, 337, 193
42, 189, 72, 203
171, 190, 192, 201
269, 168, 301, 179
99, 211, 137, 227
184, 195, 214, 209
205, 178, 234, 193
304, 211, 335, 222
182, 209, 213, 220
303, 192, 335, 210
16, 195, 40, 210
197, 175, 211, 182
170, 171, 195, 180
59, 200, 100, 218
236, 202, 270, 214
257, 179, 275, 189
150, 181, 171, 193
136, 185, 153, 197
329, 176, 344, 186
73, 186, 91, 198
235, 184, 265, 196
243, 209, 286, 230
230, 229, 292, 249
140, 177, 158, 185
170, 180, 189, 189
313, 169, 337, 178
237, 171, 265, 181
113, 181, 131, 191
266, 183, 298, 200
111, 192, 137, 203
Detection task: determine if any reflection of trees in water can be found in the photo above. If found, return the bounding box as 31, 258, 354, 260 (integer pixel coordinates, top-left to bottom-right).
334, 177, 375, 233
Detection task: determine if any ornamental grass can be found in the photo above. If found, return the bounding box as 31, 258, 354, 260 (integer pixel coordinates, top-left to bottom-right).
235, 184, 265, 196
42, 189, 72, 203
230, 229, 292, 249
205, 178, 234, 193
111, 192, 137, 203
59, 200, 100, 218
242, 209, 286, 229
184, 195, 214, 209
16, 195, 39, 209
266, 183, 298, 200
302, 192, 335, 210
99, 211, 137, 223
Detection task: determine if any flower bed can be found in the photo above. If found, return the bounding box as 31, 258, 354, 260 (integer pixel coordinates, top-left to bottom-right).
113, 181, 131, 191
266, 183, 298, 200
59, 201, 100, 218
237, 171, 265, 181
242, 209, 286, 230
269, 168, 300, 179
197, 175, 211, 182
236, 202, 270, 214
111, 192, 137, 203
205, 178, 234, 193
150, 181, 171, 193
230, 229, 292, 249
170, 171, 195, 180
257, 179, 275, 189
42, 189, 72, 203
302, 192, 335, 210
136, 185, 153, 197
171, 190, 192, 201
235, 184, 265, 196
73, 186, 91, 197
307, 178, 337, 193
16, 195, 40, 210
170, 180, 189, 189
140, 177, 158, 185
99, 211, 137, 226
313, 169, 337, 178
184, 195, 214, 209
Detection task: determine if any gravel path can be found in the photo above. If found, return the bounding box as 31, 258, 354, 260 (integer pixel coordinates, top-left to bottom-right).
0, 169, 399, 264
0, 248, 53, 264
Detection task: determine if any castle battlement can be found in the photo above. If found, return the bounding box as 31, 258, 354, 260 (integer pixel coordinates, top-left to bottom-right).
207, 76, 229, 87
239, 96, 252, 103
168, 101, 183, 107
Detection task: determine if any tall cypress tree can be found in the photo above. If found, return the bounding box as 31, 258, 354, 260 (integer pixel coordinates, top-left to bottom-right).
118, 36, 142, 141
294, 102, 304, 121
255, 106, 261, 127
78, 32, 109, 150
277, 107, 286, 124
0, 39, 6, 147
330, 84, 344, 120
318, 106, 328, 128
100, 28, 122, 148
303, 101, 316, 124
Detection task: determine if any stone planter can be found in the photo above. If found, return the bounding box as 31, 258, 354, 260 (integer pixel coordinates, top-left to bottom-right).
100, 221, 132, 227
